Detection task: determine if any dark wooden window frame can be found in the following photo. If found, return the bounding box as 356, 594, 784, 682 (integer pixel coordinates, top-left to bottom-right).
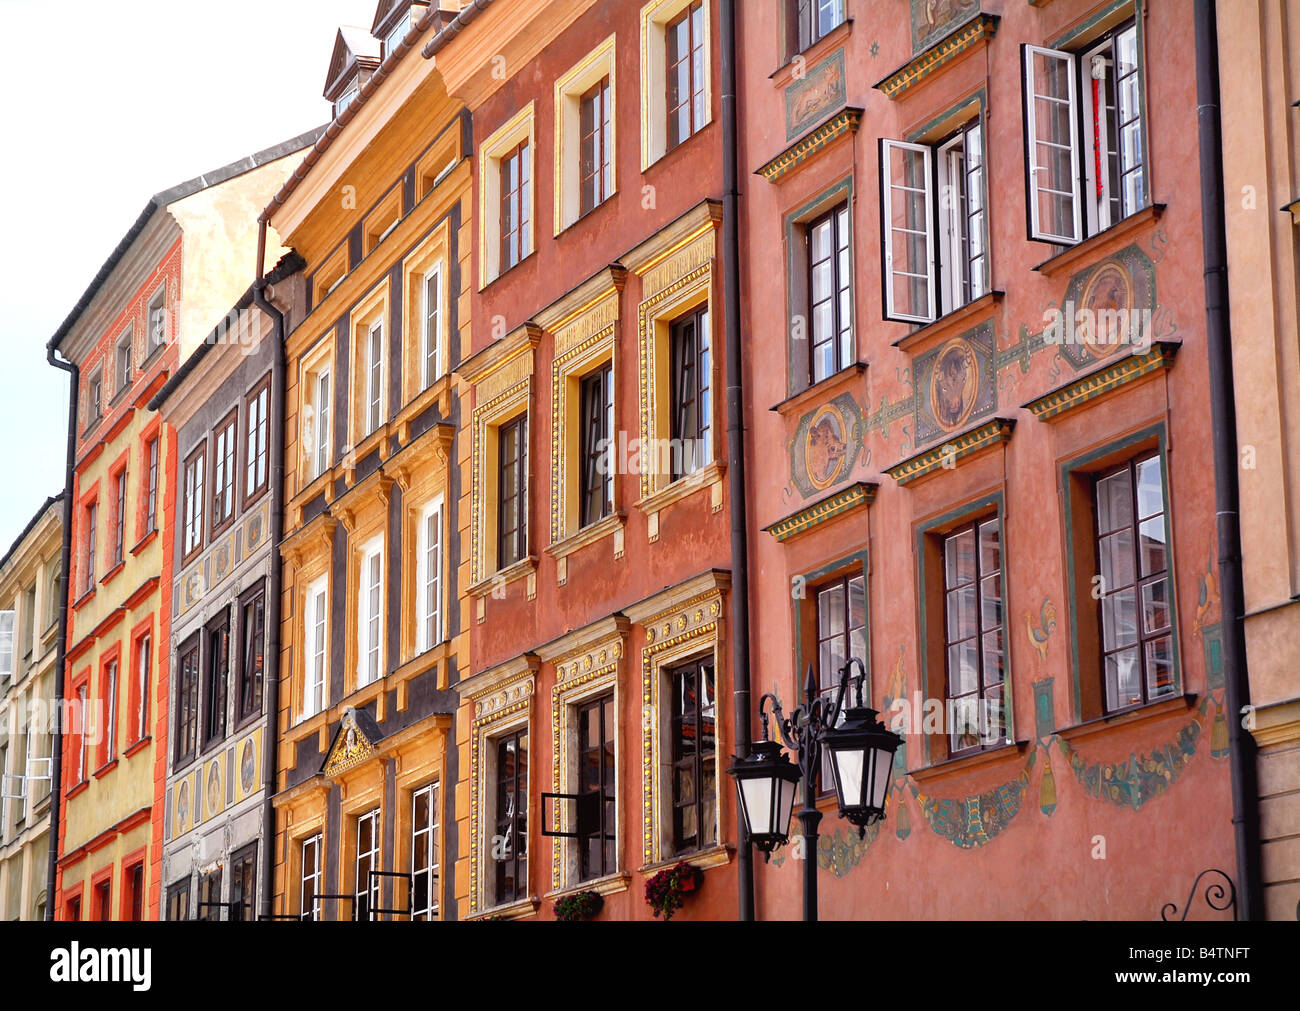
669, 304, 713, 482
182, 443, 207, 565
211, 409, 240, 538
668, 655, 717, 856
203, 609, 231, 749
499, 141, 531, 274
166, 879, 190, 922
497, 414, 529, 570
242, 373, 272, 510
576, 693, 616, 882
493, 727, 529, 906
237, 581, 266, 726
806, 201, 853, 385
941, 517, 1006, 756
579, 364, 614, 528
665, 1, 707, 152
579, 76, 612, 216
230, 842, 258, 923
144, 436, 159, 535
174, 635, 201, 767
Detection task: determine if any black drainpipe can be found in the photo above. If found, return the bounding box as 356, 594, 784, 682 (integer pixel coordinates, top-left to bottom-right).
253, 218, 289, 920
719, 0, 754, 922
1194, 0, 1263, 920
44, 348, 78, 921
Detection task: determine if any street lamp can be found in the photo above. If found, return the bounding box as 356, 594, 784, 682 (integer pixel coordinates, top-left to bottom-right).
728, 657, 902, 921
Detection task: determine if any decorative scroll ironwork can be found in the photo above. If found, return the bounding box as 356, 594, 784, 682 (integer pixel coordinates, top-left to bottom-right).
1160, 868, 1237, 922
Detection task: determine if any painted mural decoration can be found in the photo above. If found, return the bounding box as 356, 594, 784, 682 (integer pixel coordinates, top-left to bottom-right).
911, 0, 980, 53
1057, 717, 1201, 810
913, 322, 996, 446
240, 739, 256, 795
1049, 244, 1158, 371
789, 392, 864, 498
910, 752, 1034, 849
1025, 597, 1058, 672
785, 50, 846, 140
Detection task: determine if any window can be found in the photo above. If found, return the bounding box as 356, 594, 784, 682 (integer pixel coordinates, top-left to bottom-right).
421, 265, 443, 389
75, 684, 89, 782
244, 377, 270, 505
46, 563, 61, 630
144, 438, 159, 535
580, 77, 612, 215
175, 639, 200, 765
355, 808, 381, 921
365, 321, 385, 436
499, 141, 531, 273
813, 574, 866, 785
167, 879, 190, 922
147, 290, 167, 356
182, 445, 206, 561
807, 202, 853, 379
65, 894, 82, 922
204, 612, 230, 746
669, 657, 716, 855
383, 11, 411, 56
936, 121, 988, 313
211, 411, 238, 535
94, 878, 112, 921
1022, 21, 1146, 244
135, 634, 151, 744
357, 539, 384, 688
417, 501, 443, 652
579, 365, 614, 528
300, 834, 322, 921
943, 521, 1005, 753
102, 659, 118, 764
238, 585, 265, 723
411, 782, 440, 921
577, 694, 616, 882
311, 368, 332, 480
497, 415, 528, 569
335, 79, 360, 118
125, 863, 144, 921
197, 869, 222, 921
230, 843, 257, 923
669, 306, 712, 481
666, 3, 706, 151
82, 503, 97, 593
87, 374, 103, 426
789, 0, 845, 53
21, 584, 35, 661
0, 611, 11, 681
303, 577, 328, 720
112, 469, 127, 567
1095, 454, 1173, 712
494, 728, 528, 906
115, 330, 133, 393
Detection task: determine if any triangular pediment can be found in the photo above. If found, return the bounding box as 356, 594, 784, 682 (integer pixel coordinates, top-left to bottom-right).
372, 0, 429, 35
324, 27, 381, 100
321, 708, 384, 778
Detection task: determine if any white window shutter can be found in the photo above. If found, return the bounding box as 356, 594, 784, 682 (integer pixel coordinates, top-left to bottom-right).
1022, 44, 1082, 244
880, 139, 936, 324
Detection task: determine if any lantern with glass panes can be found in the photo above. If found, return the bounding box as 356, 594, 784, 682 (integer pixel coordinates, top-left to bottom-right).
728, 657, 902, 921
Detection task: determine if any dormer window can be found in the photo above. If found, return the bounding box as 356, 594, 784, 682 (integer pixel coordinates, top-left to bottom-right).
323, 27, 380, 122
383, 12, 411, 57
335, 81, 361, 118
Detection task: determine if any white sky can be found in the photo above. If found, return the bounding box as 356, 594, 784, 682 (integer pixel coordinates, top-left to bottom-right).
0, 0, 371, 553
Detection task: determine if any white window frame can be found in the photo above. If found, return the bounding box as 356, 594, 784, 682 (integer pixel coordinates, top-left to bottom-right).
416, 499, 444, 653
357, 537, 385, 688
335, 80, 360, 118
104, 659, 118, 762
300, 834, 322, 920
880, 139, 936, 324
1022, 43, 1084, 245
422, 264, 443, 389
1079, 23, 1145, 235
303, 576, 329, 720
554, 36, 618, 233
136, 634, 151, 742
478, 104, 536, 287
355, 808, 381, 921
312, 368, 332, 480
411, 781, 440, 920
77, 684, 89, 783
640, 0, 713, 170
366, 321, 385, 436
384, 12, 412, 57
115, 329, 133, 392
934, 120, 989, 315
0, 610, 12, 680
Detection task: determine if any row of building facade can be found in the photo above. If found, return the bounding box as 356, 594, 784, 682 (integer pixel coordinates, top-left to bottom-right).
3, 0, 1297, 921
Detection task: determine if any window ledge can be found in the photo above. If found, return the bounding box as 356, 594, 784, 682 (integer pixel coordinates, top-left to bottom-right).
909, 739, 1028, 784
467, 895, 540, 921
1032, 203, 1166, 276
344, 426, 392, 484
770, 19, 853, 86
555, 192, 618, 240
545, 871, 631, 903
548, 511, 626, 563
1055, 692, 1197, 743
480, 251, 538, 294
637, 460, 726, 527
639, 843, 733, 877
469, 555, 539, 599
71, 587, 96, 613
892, 290, 1004, 355
130, 529, 158, 556
393, 374, 454, 440
393, 639, 452, 684
65, 780, 89, 801
99, 560, 126, 588
123, 737, 151, 760
92, 759, 119, 780
771, 362, 867, 415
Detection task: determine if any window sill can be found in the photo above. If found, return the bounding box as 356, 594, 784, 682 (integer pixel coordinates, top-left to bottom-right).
545, 871, 631, 903
65, 780, 89, 801
479, 250, 538, 294
547, 511, 625, 565
92, 759, 119, 780
909, 739, 1028, 784
173, 753, 198, 774
99, 560, 126, 588
770, 18, 852, 86
1055, 692, 1196, 743
639, 843, 733, 877
467, 895, 540, 921
555, 192, 618, 240
1032, 203, 1165, 276
344, 426, 392, 483
130, 528, 158, 556
771, 362, 867, 415
123, 737, 151, 760
636, 459, 726, 536
71, 587, 96, 613
643, 119, 714, 175
892, 290, 1004, 355
469, 555, 538, 599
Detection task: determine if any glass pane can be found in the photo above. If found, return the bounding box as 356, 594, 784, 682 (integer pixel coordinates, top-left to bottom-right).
948, 640, 978, 696
979, 521, 1000, 573
950, 697, 981, 752
947, 585, 977, 642
1099, 529, 1135, 590
1096, 469, 1133, 533
1105, 647, 1142, 711
1145, 636, 1176, 699
1136, 457, 1163, 518
1141, 577, 1171, 635
1102, 586, 1138, 649
980, 572, 1002, 631
945, 528, 975, 587
981, 683, 1005, 744
1138, 516, 1167, 577
811, 259, 832, 303
848, 576, 866, 631
818, 584, 845, 638
981, 628, 1004, 685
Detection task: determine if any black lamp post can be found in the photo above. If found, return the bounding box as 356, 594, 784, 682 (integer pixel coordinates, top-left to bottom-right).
728, 657, 902, 922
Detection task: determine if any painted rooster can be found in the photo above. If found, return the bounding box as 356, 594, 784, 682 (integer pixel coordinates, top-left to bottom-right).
1025, 598, 1058, 667
1194, 560, 1219, 638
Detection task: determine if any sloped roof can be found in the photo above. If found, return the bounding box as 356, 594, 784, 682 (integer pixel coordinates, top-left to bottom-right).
324, 26, 382, 100
371, 0, 429, 36
47, 126, 327, 353
0, 494, 63, 575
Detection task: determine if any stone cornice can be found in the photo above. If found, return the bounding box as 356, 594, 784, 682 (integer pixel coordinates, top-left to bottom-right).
874, 14, 1000, 100
756, 108, 863, 184
763, 482, 878, 543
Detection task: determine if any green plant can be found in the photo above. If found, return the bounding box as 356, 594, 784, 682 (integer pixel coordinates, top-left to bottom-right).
644, 862, 703, 920
554, 889, 604, 922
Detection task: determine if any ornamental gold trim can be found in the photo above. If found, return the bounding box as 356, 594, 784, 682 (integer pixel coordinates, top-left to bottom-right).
886, 417, 1015, 486
756, 108, 863, 183
763, 482, 878, 542
875, 14, 1000, 100
1024, 342, 1179, 422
